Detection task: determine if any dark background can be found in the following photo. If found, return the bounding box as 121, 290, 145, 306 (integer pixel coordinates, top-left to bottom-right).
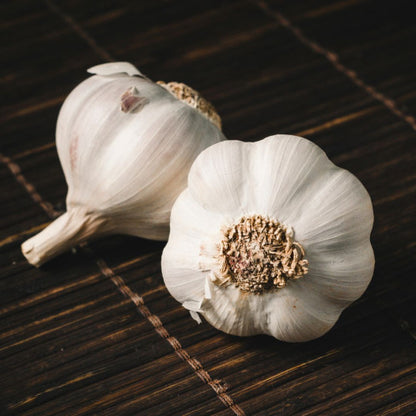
1, 0, 415, 415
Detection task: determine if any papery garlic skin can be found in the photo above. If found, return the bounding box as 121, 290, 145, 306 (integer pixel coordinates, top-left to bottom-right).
22, 62, 225, 267
161, 135, 375, 342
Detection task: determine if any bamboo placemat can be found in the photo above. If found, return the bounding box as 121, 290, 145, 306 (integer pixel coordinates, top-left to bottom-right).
1, 0, 415, 414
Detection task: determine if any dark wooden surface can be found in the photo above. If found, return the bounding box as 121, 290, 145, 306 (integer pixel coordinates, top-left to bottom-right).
1, 0, 416, 415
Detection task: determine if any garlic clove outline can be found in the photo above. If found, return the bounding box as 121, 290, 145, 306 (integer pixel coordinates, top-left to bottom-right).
162, 134, 375, 342
22, 62, 226, 267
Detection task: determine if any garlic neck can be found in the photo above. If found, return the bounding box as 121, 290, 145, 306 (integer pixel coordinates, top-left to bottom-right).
21, 209, 108, 267
217, 215, 308, 294
157, 81, 222, 130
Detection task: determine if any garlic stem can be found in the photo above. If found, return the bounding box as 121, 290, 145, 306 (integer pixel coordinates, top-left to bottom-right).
21, 210, 108, 267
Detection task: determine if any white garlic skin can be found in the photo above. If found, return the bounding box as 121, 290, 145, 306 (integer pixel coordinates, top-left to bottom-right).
22, 62, 225, 267
161, 135, 375, 342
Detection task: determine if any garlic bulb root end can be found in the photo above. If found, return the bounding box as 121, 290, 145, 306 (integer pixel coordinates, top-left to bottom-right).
21, 210, 108, 267
217, 215, 308, 294
157, 81, 222, 130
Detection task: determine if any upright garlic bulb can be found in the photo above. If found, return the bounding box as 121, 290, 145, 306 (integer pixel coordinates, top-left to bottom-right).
162, 135, 375, 342
22, 62, 225, 267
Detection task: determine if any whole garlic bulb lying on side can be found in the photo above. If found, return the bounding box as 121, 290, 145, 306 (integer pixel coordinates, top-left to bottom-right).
162, 135, 375, 342
22, 62, 225, 267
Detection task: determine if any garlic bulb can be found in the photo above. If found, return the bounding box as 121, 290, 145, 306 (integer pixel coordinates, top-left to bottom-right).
22, 62, 225, 267
162, 135, 375, 342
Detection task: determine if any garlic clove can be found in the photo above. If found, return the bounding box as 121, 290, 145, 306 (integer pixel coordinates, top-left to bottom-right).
248, 135, 331, 220
288, 169, 374, 248
262, 284, 341, 342
304, 243, 375, 303
200, 280, 340, 342
161, 189, 224, 301
201, 280, 263, 336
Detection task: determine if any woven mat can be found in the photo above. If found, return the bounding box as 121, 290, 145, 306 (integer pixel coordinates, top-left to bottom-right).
1, 0, 416, 415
